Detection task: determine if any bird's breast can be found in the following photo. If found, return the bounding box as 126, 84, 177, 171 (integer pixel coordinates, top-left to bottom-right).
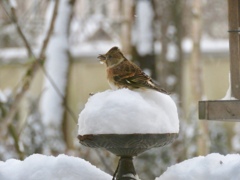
107, 67, 118, 90
108, 81, 118, 90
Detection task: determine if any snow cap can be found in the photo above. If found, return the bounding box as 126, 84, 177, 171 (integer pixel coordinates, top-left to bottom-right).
78, 89, 179, 135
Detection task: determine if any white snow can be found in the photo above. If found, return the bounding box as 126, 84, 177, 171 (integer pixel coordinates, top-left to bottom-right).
222, 86, 232, 100
0, 89, 8, 103
166, 43, 177, 61
40, 0, 72, 153
221, 88, 237, 100
1, 153, 239, 180
182, 37, 229, 54
78, 89, 179, 135
0, 43, 119, 63
0, 38, 229, 64
0, 48, 38, 63
134, 0, 153, 56
9, 0, 17, 8
156, 153, 240, 180
232, 124, 240, 152
70, 42, 120, 57
0, 154, 112, 180
221, 73, 237, 100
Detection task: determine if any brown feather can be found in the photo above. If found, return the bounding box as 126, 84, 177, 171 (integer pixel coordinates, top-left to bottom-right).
101, 46, 168, 94
108, 59, 168, 94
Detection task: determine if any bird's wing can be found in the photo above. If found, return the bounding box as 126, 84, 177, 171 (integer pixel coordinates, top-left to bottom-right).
112, 60, 168, 93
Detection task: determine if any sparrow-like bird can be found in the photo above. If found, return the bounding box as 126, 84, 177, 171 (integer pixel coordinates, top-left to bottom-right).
98, 46, 168, 94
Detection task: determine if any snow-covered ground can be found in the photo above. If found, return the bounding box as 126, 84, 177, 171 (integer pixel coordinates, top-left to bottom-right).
156, 153, 240, 180
182, 37, 229, 54
0, 38, 228, 63
78, 88, 179, 135
0, 154, 112, 180
0, 153, 239, 180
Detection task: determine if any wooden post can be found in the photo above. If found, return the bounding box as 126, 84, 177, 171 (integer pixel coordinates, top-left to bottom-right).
228, 0, 240, 99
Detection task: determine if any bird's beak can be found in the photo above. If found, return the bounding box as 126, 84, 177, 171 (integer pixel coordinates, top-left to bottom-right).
98, 54, 106, 64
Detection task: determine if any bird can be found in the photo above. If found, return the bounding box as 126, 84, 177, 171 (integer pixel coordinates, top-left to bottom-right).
98, 46, 168, 94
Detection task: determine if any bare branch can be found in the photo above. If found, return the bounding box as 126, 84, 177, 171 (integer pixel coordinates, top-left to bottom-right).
2, 0, 59, 129
9, 6, 34, 57
8, 124, 25, 160
39, 0, 59, 60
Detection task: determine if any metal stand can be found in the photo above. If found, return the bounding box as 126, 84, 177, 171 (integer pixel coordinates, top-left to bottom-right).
113, 156, 137, 180
78, 134, 178, 179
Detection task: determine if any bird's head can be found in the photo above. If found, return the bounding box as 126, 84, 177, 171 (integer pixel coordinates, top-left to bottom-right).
98, 46, 125, 67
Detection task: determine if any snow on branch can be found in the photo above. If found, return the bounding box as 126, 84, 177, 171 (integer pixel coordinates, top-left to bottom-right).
9, 0, 17, 9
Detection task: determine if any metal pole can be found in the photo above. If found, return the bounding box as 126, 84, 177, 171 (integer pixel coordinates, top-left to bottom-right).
114, 156, 137, 180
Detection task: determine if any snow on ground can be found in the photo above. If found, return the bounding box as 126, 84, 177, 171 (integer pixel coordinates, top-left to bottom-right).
0, 38, 228, 64
1, 153, 239, 180
156, 153, 240, 180
0, 48, 37, 64
78, 88, 179, 135
182, 37, 229, 54
0, 154, 112, 180
0, 42, 119, 64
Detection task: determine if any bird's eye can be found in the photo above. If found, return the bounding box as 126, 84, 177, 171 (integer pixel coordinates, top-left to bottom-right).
108, 55, 112, 59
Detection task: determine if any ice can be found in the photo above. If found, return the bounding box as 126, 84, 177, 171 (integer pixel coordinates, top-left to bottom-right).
156, 153, 240, 180
78, 89, 179, 135
0, 154, 112, 180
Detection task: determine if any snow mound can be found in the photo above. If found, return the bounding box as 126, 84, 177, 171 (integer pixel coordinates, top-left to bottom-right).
156, 153, 240, 180
78, 89, 179, 135
0, 154, 111, 180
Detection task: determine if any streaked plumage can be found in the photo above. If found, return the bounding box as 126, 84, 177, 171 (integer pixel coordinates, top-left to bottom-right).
98, 46, 168, 94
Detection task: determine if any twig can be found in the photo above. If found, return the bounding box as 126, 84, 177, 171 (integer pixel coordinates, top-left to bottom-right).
8, 124, 24, 160
38, 0, 59, 60
2, 0, 59, 128
11, 10, 34, 57
2, 1, 35, 57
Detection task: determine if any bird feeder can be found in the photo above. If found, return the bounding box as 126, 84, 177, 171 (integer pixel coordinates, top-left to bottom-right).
199, 0, 240, 121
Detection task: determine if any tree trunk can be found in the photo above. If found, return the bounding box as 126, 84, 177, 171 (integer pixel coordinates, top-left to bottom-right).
171, 0, 185, 107
190, 0, 209, 155
120, 0, 134, 56
133, 0, 156, 79
40, 0, 74, 154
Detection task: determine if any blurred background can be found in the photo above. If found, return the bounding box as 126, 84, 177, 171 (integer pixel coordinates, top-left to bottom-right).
0, 0, 238, 179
